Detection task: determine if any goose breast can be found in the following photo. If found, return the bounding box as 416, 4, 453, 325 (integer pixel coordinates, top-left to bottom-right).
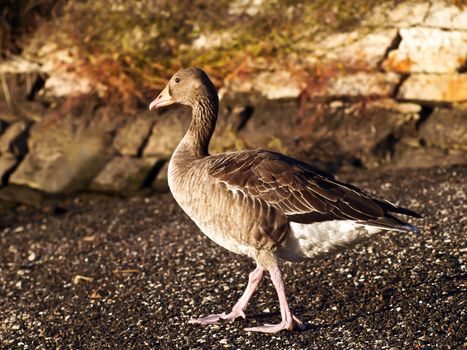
168, 157, 288, 258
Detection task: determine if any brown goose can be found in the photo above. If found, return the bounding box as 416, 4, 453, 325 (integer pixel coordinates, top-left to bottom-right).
149, 68, 420, 333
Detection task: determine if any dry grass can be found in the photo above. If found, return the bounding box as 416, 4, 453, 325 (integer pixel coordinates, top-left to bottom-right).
3, 0, 464, 109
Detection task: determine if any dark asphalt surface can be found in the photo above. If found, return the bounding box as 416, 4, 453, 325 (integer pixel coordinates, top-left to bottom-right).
0, 165, 465, 349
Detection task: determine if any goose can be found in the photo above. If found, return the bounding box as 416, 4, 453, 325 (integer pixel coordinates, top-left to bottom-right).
149, 68, 421, 333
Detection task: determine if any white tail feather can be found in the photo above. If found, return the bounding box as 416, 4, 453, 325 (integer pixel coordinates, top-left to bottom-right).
276, 220, 384, 262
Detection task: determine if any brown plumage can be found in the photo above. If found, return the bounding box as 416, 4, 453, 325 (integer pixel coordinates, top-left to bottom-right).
208, 150, 420, 228
149, 68, 421, 333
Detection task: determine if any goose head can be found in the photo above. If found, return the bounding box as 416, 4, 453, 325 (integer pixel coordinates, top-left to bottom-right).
149, 68, 217, 111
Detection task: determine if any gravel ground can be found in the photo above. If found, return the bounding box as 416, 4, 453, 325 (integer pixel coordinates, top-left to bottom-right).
0, 165, 465, 349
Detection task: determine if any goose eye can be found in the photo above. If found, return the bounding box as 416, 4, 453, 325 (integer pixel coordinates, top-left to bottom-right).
175, 77, 180, 83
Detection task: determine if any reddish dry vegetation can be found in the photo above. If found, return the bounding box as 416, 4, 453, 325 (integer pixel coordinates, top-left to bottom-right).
0, 0, 419, 109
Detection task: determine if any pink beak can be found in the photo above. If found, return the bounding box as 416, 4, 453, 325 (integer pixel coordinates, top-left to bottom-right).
149, 85, 174, 111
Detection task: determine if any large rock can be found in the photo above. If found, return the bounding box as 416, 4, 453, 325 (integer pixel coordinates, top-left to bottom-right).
419, 108, 467, 151
393, 146, 466, 169
0, 185, 46, 208
323, 72, 400, 98
397, 74, 467, 103
252, 71, 305, 99
383, 28, 467, 73
210, 103, 254, 153
298, 99, 422, 168
363, 1, 430, 27
10, 105, 115, 194
424, 2, 467, 30
238, 100, 300, 153
113, 113, 155, 156
11, 132, 112, 193
365, 1, 466, 30
311, 28, 399, 68
211, 90, 307, 158
90, 156, 158, 193
223, 70, 305, 100
143, 107, 191, 157
217, 96, 423, 169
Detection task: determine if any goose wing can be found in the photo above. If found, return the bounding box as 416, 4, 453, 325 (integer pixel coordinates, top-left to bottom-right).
208, 150, 420, 231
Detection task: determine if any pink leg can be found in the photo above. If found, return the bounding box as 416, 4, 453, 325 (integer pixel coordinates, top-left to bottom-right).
245, 265, 305, 333
189, 266, 264, 325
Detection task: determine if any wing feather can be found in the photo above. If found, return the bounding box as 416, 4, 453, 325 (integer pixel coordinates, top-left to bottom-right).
207, 150, 420, 231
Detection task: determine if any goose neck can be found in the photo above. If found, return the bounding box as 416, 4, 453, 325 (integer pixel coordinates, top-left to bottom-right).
176, 97, 218, 159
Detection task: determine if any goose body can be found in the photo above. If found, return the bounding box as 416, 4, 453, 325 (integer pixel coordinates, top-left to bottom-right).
168, 153, 264, 259
169, 149, 416, 264
150, 68, 420, 333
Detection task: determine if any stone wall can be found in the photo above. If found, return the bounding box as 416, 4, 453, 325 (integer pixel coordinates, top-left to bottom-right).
0, 1, 465, 204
